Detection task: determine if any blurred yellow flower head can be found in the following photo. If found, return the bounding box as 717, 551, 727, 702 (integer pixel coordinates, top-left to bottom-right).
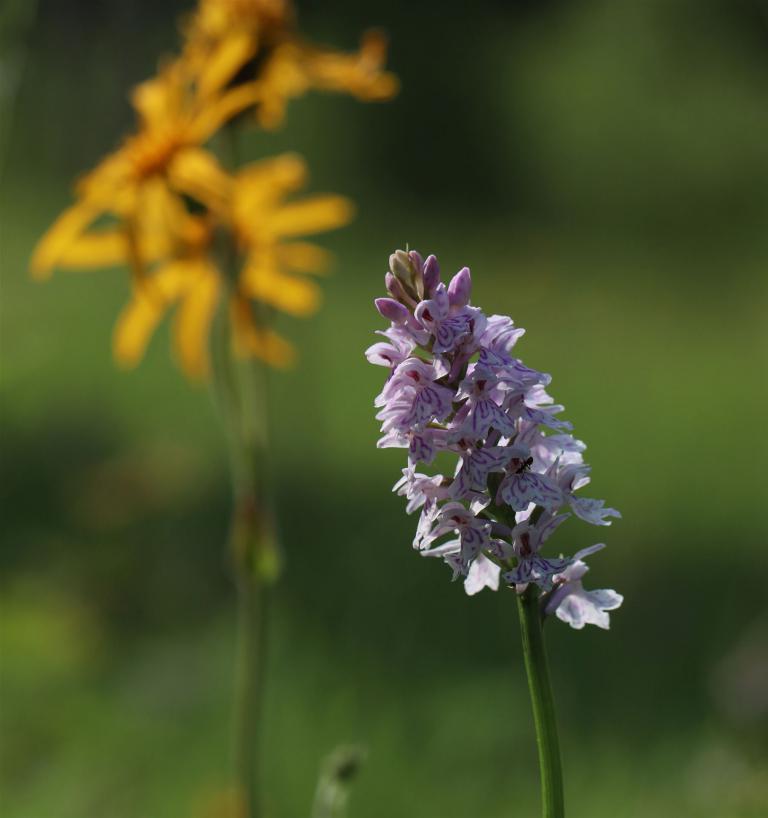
113, 153, 353, 379
31, 0, 396, 380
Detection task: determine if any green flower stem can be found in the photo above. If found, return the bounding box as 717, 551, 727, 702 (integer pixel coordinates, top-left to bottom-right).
212, 291, 280, 818
517, 586, 565, 818
233, 533, 270, 818
212, 125, 281, 818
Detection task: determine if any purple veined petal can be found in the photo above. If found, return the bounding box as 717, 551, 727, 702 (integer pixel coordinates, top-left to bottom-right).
408, 385, 453, 424
498, 471, 564, 512
467, 399, 494, 437
570, 497, 622, 526
447, 266, 471, 309
459, 527, 483, 567
488, 538, 514, 560
464, 446, 513, 487
488, 402, 518, 437
409, 432, 436, 465
433, 315, 472, 353
479, 314, 526, 358
450, 464, 471, 500
503, 555, 571, 588
464, 553, 501, 595
501, 360, 550, 390
518, 402, 573, 432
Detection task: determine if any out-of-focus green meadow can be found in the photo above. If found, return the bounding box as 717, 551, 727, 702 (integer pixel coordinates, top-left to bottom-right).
2, 1, 768, 816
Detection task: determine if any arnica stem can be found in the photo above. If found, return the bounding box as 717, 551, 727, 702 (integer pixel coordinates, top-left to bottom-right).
517, 587, 565, 818
232, 502, 271, 818
212, 309, 280, 818
214, 124, 280, 818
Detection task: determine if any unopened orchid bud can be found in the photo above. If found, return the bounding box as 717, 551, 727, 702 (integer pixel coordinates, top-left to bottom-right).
408, 250, 424, 273
375, 297, 410, 325
447, 266, 471, 309
422, 254, 440, 295
389, 249, 413, 282
385, 272, 410, 304
388, 248, 424, 299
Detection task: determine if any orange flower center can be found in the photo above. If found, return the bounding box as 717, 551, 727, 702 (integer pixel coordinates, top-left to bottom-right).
125, 129, 185, 179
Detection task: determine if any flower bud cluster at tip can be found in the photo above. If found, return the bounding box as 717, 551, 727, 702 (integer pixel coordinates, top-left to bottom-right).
366, 249, 623, 630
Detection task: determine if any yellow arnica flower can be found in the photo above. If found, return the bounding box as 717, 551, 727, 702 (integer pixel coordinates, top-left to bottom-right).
30, 0, 395, 381
30, 59, 260, 280
181, 0, 399, 129
111, 153, 353, 379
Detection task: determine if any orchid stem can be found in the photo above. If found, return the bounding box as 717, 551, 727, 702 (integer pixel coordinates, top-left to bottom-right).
517, 587, 565, 818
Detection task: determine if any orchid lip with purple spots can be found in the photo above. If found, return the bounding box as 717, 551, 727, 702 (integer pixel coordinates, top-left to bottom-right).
368, 249, 622, 630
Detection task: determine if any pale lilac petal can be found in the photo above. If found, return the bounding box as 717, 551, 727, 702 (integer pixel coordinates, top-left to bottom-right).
375, 297, 410, 325
464, 554, 501, 595
570, 497, 622, 526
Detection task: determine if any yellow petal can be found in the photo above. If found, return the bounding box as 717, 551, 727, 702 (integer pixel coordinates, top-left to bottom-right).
275, 242, 332, 274
241, 261, 321, 316
300, 30, 400, 101
196, 30, 258, 99
113, 291, 164, 368
189, 81, 265, 143
30, 199, 102, 278
265, 195, 354, 238
173, 262, 221, 380
236, 153, 308, 197
230, 296, 295, 368
167, 147, 232, 212
52, 228, 129, 270
232, 155, 308, 227
112, 261, 192, 367
123, 178, 186, 280
131, 63, 183, 129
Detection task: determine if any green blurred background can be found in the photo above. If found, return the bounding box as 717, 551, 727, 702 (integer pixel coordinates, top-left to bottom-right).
2, 0, 768, 816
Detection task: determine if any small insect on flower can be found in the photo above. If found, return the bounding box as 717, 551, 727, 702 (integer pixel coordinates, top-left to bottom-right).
367, 249, 623, 629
